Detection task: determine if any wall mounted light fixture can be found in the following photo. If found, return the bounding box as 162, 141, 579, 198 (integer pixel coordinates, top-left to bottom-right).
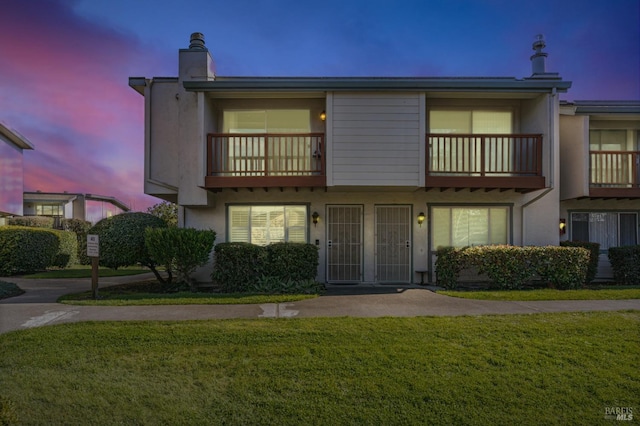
559, 218, 566, 235
312, 211, 320, 227
320, 110, 326, 121
417, 212, 425, 227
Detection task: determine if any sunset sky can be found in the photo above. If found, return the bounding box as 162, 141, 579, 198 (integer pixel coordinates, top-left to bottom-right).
1, 0, 638, 211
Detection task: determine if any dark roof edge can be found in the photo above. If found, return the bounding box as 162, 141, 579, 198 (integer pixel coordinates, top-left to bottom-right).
183, 77, 572, 93
561, 100, 640, 114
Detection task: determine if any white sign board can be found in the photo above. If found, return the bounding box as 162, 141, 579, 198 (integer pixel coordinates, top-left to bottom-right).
87, 234, 100, 257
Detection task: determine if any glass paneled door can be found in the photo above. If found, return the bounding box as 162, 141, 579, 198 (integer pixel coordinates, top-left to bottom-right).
327, 205, 363, 283
375, 206, 412, 282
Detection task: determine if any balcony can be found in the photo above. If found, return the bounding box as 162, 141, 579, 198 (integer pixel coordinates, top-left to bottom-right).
589, 151, 640, 198
205, 133, 325, 190
425, 134, 544, 193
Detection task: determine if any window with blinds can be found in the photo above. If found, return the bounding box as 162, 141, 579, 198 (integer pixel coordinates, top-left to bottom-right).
570, 212, 638, 250
228, 205, 308, 245
432, 206, 510, 249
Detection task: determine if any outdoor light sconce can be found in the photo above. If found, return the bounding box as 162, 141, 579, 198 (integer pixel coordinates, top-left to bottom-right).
320, 110, 326, 121
417, 212, 425, 227
559, 218, 566, 235
312, 211, 320, 227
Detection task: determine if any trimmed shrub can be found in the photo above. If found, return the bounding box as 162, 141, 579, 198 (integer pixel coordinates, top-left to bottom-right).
145, 227, 216, 291
434, 246, 468, 290
7, 216, 54, 228
89, 212, 167, 281
608, 246, 640, 285
62, 218, 92, 265
435, 245, 590, 290
532, 246, 589, 289
560, 241, 600, 284
470, 245, 534, 290
264, 242, 319, 281
250, 276, 324, 295
50, 229, 78, 268
212, 242, 319, 293
0, 226, 59, 275
212, 242, 267, 292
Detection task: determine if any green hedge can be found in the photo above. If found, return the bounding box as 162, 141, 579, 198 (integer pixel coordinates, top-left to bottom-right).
560, 241, 600, 284
7, 216, 54, 228
435, 245, 589, 290
212, 242, 319, 293
608, 246, 640, 285
0, 226, 59, 275
62, 219, 92, 265
50, 228, 78, 269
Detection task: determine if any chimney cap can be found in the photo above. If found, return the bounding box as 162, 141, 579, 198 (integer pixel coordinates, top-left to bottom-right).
532, 34, 546, 52
189, 32, 206, 50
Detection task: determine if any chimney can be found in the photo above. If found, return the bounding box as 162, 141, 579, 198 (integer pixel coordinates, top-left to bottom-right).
530, 34, 547, 75
179, 32, 216, 82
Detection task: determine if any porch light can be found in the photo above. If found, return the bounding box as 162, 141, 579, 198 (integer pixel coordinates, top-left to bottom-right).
312, 211, 320, 226
320, 110, 326, 121
417, 212, 425, 227
559, 218, 566, 235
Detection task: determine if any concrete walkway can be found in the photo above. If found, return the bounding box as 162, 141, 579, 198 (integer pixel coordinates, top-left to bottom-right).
1, 274, 639, 335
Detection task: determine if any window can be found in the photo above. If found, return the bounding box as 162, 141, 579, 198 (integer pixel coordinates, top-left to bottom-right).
223, 110, 310, 133
36, 204, 63, 216
228, 205, 308, 245
570, 212, 638, 250
431, 206, 510, 248
429, 110, 512, 134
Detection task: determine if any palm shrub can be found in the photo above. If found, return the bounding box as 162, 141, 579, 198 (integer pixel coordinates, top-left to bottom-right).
145, 227, 216, 291
89, 213, 167, 282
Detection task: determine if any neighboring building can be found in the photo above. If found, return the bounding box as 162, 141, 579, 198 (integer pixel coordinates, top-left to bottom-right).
0, 122, 34, 224
22, 192, 130, 228
130, 33, 576, 284
560, 101, 640, 279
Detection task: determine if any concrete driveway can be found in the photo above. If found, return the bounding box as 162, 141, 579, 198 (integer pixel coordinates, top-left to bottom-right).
1, 274, 639, 335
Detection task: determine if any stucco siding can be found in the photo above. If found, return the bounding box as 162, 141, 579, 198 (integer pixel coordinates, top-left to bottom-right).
331, 93, 421, 186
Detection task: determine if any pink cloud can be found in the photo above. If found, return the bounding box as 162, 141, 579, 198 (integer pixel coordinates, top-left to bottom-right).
1, 0, 167, 211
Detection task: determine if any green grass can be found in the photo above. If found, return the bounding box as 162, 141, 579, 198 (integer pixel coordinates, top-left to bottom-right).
0, 312, 638, 425
21, 265, 151, 279
438, 286, 640, 301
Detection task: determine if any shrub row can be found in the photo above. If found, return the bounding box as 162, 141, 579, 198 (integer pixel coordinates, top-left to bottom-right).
0, 226, 77, 275
7, 216, 54, 228
560, 241, 600, 284
608, 246, 640, 285
435, 245, 590, 290
212, 242, 319, 292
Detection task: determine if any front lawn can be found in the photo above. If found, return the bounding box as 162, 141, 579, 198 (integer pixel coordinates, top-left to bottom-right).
22, 265, 151, 279
438, 286, 640, 301
1, 312, 638, 425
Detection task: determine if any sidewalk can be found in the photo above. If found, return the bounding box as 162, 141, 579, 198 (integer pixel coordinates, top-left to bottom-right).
1, 274, 639, 335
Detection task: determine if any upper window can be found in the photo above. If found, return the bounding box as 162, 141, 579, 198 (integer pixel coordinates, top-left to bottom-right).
429, 110, 512, 134
36, 204, 63, 216
223, 110, 310, 133
228, 205, 308, 246
589, 129, 638, 151
431, 206, 510, 249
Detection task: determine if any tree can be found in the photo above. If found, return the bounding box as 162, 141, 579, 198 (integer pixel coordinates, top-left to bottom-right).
89, 212, 169, 283
146, 201, 178, 227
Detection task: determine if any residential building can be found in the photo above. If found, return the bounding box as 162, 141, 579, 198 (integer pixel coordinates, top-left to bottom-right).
0, 122, 34, 223
560, 101, 640, 279
22, 192, 130, 228
130, 33, 574, 284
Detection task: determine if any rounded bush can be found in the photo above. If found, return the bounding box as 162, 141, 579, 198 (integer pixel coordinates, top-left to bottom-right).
89, 212, 167, 270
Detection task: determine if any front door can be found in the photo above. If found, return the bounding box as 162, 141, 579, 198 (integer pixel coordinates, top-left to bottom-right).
375, 205, 411, 282
326, 205, 363, 283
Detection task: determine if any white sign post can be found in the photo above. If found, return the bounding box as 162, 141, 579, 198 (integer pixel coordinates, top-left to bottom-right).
87, 235, 100, 299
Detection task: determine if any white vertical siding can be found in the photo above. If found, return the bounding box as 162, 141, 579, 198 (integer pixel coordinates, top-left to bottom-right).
331, 93, 421, 186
